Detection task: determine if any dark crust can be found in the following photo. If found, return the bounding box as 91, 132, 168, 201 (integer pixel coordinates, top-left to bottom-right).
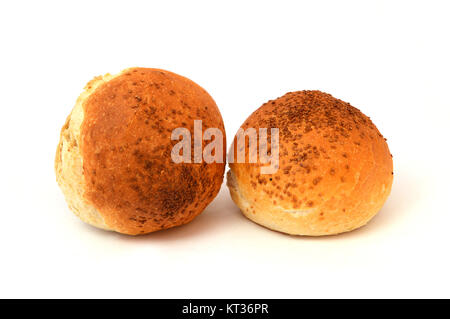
80, 68, 226, 235
230, 90, 393, 211
243, 90, 379, 137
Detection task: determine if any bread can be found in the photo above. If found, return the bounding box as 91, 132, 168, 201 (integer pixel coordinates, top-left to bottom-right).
55, 67, 226, 235
227, 90, 393, 236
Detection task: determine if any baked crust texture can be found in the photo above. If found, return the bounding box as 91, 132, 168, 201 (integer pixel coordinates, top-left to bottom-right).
56, 68, 226, 235
227, 90, 393, 236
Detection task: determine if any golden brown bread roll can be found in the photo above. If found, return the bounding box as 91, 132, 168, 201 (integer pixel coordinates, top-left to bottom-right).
55, 67, 226, 235
227, 90, 393, 236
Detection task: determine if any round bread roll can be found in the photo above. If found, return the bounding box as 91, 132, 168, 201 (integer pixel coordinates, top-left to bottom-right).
55, 67, 226, 235
227, 90, 393, 236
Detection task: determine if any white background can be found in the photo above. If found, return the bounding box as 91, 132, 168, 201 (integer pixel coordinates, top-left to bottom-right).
1, 0, 449, 298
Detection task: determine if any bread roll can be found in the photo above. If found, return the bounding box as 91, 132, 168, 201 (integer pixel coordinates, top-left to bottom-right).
55, 67, 225, 235
227, 90, 393, 236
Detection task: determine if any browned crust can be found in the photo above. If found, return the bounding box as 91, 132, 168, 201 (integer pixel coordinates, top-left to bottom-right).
80, 68, 226, 235
228, 90, 393, 236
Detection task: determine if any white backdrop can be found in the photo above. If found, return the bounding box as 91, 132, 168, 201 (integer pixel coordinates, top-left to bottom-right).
1, 0, 449, 298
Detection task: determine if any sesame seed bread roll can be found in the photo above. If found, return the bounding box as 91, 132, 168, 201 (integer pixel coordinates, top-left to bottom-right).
227, 90, 393, 236
55, 67, 226, 235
